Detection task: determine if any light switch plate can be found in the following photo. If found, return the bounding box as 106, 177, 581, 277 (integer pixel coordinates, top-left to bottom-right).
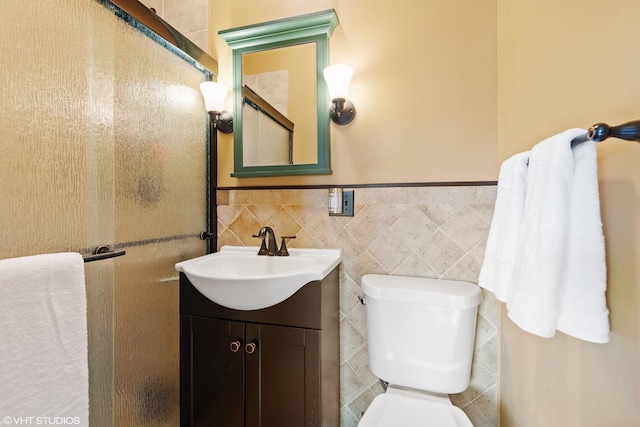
329, 190, 354, 217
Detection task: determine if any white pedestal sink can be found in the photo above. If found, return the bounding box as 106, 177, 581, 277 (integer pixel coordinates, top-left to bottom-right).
175, 246, 342, 310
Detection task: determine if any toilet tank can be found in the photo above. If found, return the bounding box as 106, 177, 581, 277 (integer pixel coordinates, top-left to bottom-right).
362, 274, 482, 394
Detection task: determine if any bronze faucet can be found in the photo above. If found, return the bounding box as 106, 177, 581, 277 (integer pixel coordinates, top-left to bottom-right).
253, 226, 278, 256
252, 227, 296, 256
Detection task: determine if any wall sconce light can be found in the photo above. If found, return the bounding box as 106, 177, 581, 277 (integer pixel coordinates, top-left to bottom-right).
200, 81, 233, 134
323, 64, 356, 125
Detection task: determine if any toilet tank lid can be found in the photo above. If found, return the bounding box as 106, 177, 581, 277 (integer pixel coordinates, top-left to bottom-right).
361, 274, 481, 309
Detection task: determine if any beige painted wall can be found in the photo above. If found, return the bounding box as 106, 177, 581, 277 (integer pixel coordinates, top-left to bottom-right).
497, 0, 640, 425
209, 0, 498, 187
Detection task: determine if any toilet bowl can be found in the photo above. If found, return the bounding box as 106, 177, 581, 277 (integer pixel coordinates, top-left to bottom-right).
357, 274, 481, 426
358, 386, 473, 427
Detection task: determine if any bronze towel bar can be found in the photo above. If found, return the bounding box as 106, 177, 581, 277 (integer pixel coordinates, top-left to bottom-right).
571, 119, 640, 146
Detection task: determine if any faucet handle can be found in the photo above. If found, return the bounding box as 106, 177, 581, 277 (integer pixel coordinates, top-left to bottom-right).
277, 236, 296, 256
252, 233, 269, 255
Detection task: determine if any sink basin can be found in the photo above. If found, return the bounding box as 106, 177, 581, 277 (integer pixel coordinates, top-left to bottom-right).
175, 246, 342, 310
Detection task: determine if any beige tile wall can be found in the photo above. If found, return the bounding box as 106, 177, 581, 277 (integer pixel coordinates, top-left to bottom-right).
138, 0, 209, 53
217, 185, 499, 427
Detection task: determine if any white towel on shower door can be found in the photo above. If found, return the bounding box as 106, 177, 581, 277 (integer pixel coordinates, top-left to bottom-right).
0, 252, 89, 424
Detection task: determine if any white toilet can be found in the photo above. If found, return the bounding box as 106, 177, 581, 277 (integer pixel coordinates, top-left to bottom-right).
358, 274, 482, 427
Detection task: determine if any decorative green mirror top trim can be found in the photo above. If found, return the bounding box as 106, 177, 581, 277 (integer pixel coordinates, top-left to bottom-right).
219, 10, 339, 177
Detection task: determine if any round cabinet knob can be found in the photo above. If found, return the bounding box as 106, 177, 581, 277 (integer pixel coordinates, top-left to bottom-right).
229, 340, 242, 353
245, 342, 257, 354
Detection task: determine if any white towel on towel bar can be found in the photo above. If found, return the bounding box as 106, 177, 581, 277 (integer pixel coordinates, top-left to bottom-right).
556, 139, 609, 343
478, 150, 530, 302
480, 128, 610, 343
0, 253, 89, 423
506, 128, 610, 343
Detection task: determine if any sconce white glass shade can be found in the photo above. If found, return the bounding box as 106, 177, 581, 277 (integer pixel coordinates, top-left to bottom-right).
200, 81, 228, 112
323, 64, 353, 100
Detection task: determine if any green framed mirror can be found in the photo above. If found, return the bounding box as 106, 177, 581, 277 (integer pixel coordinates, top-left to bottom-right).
219, 10, 339, 177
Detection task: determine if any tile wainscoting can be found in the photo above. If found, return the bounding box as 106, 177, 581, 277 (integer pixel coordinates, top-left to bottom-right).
217, 185, 498, 427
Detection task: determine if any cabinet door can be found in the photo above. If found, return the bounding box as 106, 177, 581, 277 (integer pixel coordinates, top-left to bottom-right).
245, 323, 321, 427
191, 317, 245, 427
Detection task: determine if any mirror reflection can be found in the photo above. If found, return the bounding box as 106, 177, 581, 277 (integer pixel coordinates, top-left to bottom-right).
220, 9, 338, 177
241, 43, 317, 167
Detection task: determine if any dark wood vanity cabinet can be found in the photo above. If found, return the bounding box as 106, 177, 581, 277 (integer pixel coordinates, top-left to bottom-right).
187, 317, 320, 427
179, 267, 339, 427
